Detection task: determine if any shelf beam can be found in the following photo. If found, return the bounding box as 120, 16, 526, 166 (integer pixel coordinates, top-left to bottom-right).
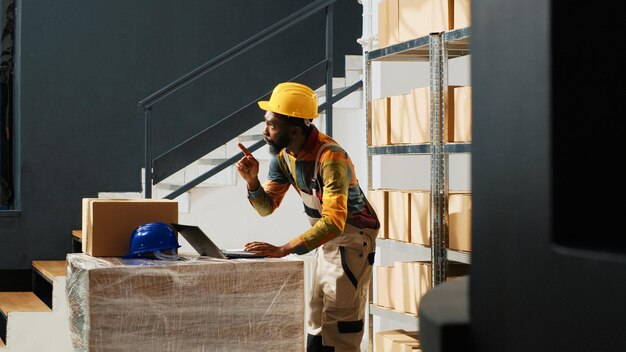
376, 239, 472, 264
369, 304, 419, 328
368, 143, 471, 155
366, 27, 471, 62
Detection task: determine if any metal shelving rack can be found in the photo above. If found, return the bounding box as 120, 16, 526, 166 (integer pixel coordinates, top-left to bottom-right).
365, 27, 471, 329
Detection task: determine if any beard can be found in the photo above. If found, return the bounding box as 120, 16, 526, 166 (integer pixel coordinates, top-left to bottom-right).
265, 131, 290, 155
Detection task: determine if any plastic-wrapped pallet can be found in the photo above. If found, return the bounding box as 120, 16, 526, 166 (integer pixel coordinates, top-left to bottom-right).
65, 253, 304, 352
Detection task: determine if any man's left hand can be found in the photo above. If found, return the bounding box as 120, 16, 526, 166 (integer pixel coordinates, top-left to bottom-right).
244, 241, 291, 258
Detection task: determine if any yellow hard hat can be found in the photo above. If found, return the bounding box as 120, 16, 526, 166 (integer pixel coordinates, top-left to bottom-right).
258, 82, 319, 119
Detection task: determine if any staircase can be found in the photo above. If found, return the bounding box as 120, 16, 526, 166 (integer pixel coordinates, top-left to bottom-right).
0, 258, 73, 351
0, 53, 364, 351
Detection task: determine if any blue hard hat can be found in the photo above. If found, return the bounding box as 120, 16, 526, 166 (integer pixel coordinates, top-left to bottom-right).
127, 222, 181, 258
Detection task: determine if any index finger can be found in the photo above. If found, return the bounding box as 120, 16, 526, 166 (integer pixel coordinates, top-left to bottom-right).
238, 143, 252, 157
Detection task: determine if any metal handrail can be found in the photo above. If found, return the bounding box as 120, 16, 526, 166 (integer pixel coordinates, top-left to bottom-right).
137, 0, 337, 111
164, 80, 363, 199
152, 59, 328, 184
317, 80, 362, 112
141, 0, 338, 198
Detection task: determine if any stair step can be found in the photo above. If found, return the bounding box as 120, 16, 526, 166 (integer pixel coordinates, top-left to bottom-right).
0, 292, 51, 316
237, 134, 264, 142
72, 230, 82, 253
32, 261, 67, 283
197, 158, 229, 166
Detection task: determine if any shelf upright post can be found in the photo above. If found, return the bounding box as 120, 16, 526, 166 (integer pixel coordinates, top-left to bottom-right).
365, 57, 373, 191
364, 51, 373, 351
429, 32, 449, 286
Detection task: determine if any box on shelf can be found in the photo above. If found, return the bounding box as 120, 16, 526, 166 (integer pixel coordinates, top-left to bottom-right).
390, 93, 427, 144
66, 253, 304, 351
376, 265, 395, 309
372, 97, 391, 146
378, 0, 471, 50
453, 0, 471, 29
377, 0, 400, 48
368, 190, 389, 239
409, 191, 430, 246
452, 86, 472, 142
449, 192, 472, 252
388, 191, 410, 242
399, 0, 453, 42
390, 87, 458, 144
392, 261, 410, 313
378, 1, 389, 48
389, 94, 407, 144
394, 260, 470, 315
82, 198, 178, 257
375, 329, 420, 352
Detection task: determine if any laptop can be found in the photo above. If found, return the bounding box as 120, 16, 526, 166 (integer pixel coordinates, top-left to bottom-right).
171, 223, 267, 259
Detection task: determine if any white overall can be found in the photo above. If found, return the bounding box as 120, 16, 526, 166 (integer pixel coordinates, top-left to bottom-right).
283, 144, 378, 352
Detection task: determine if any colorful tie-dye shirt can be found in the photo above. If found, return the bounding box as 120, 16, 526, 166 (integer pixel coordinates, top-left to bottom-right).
247, 126, 379, 254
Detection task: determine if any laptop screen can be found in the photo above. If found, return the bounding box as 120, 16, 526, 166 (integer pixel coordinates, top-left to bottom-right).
171, 223, 266, 259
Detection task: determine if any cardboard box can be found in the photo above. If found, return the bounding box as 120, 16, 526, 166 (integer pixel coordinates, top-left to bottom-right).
82, 198, 178, 257
406, 87, 430, 144
369, 190, 389, 239
372, 97, 391, 146
378, 1, 389, 48
390, 87, 456, 144
453, 86, 472, 142
399, 0, 453, 42
394, 261, 470, 316
376, 265, 395, 308
378, 0, 400, 48
449, 192, 471, 251
393, 261, 427, 315
390, 94, 409, 144
388, 0, 400, 46
391, 91, 432, 145
376, 329, 420, 352
411, 261, 433, 314
66, 253, 304, 351
388, 191, 410, 242
453, 0, 471, 29
409, 191, 430, 246
392, 331, 420, 352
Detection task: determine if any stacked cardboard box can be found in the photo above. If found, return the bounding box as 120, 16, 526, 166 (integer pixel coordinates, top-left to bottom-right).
376, 329, 421, 352
386, 86, 471, 144
379, 190, 471, 250
378, 0, 472, 48
376, 261, 469, 314
66, 253, 304, 351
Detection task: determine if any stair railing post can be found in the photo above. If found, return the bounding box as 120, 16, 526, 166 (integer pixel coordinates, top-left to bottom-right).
144, 109, 153, 199
325, 3, 334, 137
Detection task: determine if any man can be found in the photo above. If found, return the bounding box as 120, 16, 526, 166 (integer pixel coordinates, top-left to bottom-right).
235, 81, 379, 351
